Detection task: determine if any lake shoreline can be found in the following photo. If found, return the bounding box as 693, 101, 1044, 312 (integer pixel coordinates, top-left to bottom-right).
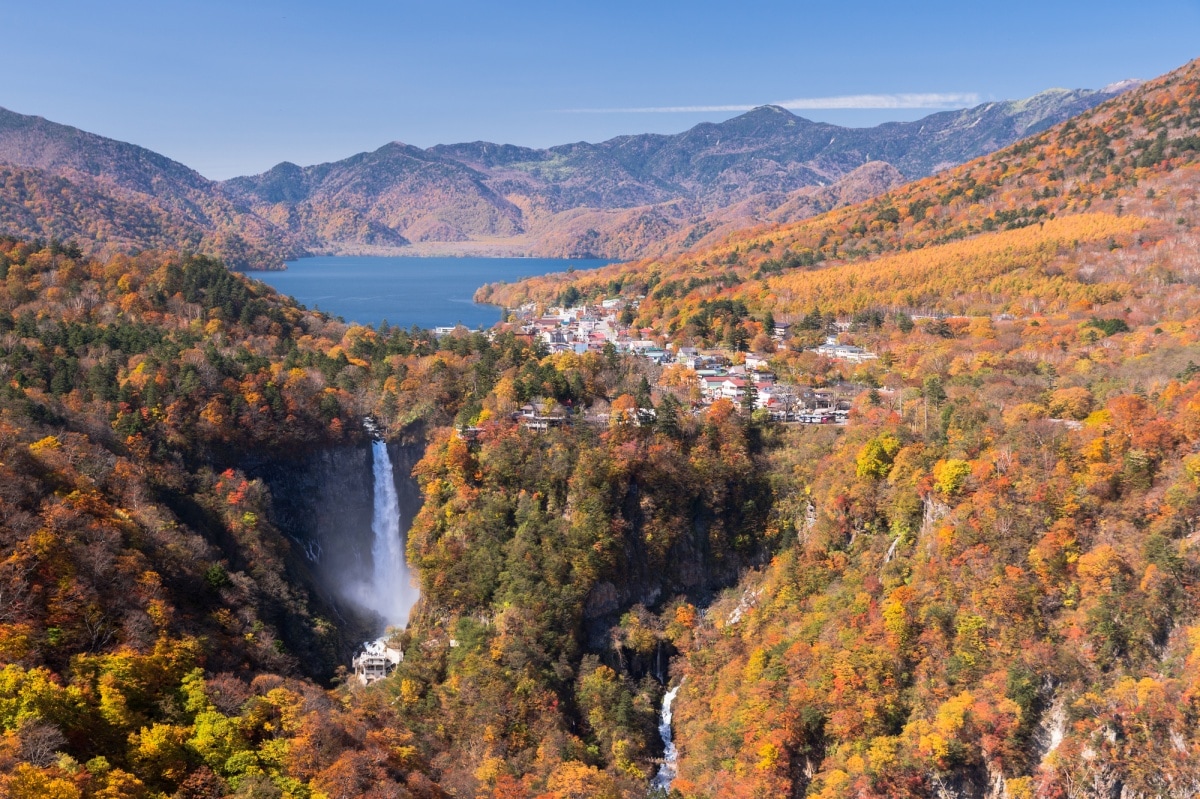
296, 239, 606, 260
251, 254, 614, 330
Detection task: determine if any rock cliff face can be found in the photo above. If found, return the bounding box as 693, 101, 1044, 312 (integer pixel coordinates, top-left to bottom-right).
582, 480, 769, 676
248, 438, 425, 655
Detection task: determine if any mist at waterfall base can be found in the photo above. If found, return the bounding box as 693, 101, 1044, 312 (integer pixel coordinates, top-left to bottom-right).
342, 440, 420, 631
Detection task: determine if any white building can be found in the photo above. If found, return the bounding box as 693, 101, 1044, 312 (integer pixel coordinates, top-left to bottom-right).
814, 336, 879, 364
352, 640, 403, 686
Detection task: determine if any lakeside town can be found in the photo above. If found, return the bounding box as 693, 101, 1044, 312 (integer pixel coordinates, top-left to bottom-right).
443, 297, 885, 429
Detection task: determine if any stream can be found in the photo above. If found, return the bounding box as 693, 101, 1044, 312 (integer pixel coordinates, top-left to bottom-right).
652, 682, 682, 792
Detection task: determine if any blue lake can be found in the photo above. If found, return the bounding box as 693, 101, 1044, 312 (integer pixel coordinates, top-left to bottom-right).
251, 255, 614, 329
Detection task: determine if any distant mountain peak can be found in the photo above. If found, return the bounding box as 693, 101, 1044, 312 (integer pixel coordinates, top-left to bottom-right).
1031, 87, 1077, 98
717, 104, 807, 131
1101, 78, 1143, 94
737, 104, 798, 120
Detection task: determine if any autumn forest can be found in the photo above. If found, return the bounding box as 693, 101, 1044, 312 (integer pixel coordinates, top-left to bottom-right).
3, 52, 1200, 799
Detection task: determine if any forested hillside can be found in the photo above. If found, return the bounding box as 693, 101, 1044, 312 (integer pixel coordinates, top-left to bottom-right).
0, 109, 303, 269
478, 59, 1196, 317
0, 238, 454, 797
0, 235, 784, 797
4, 49, 1200, 799
471, 56, 1200, 798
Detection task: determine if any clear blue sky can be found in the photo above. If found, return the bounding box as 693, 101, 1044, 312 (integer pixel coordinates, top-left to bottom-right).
2, 0, 1198, 179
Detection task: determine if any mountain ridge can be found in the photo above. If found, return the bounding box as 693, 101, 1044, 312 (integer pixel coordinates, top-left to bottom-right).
0, 106, 304, 269
219, 82, 1140, 257
474, 60, 1188, 330
0, 81, 1138, 266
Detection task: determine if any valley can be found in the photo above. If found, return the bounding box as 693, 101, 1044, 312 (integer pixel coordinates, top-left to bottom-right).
0, 37, 1199, 799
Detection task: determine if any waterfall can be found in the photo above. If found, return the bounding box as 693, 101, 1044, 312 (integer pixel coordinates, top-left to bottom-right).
349, 440, 420, 630
652, 683, 682, 793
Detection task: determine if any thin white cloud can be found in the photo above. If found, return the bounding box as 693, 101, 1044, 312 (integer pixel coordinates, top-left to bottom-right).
561, 92, 981, 113
780, 92, 981, 109
564, 104, 760, 113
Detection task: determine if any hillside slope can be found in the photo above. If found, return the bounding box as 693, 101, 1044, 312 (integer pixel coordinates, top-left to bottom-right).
0, 238, 467, 795
477, 65, 1191, 319
4, 56, 1200, 799
0, 237, 769, 798
476, 56, 1200, 799
0, 108, 303, 269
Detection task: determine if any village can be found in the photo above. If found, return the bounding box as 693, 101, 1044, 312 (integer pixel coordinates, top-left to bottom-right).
476, 297, 884, 430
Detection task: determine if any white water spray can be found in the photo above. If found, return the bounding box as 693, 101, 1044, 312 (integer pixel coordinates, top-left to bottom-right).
652, 682, 682, 793
349, 440, 419, 629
